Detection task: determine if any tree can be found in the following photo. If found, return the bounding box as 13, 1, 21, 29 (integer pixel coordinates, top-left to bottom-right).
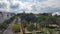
56, 17, 60, 26
21, 20, 28, 34
27, 24, 38, 31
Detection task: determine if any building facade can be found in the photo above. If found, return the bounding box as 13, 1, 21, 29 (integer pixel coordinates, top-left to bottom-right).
0, 12, 15, 23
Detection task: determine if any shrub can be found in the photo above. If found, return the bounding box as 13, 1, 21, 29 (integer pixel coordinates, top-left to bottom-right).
48, 29, 54, 34
58, 32, 60, 34
11, 24, 21, 33
27, 24, 37, 31
41, 30, 47, 34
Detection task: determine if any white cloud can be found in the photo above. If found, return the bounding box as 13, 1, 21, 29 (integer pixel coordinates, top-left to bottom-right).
41, 0, 60, 7
0, 0, 60, 14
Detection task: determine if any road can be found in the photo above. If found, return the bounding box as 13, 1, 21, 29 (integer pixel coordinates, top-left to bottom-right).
3, 19, 16, 34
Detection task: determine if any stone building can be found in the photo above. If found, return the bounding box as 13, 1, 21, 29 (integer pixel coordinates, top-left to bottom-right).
0, 12, 3, 23
0, 12, 15, 23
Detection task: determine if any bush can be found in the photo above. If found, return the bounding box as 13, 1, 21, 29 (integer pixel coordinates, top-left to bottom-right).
11, 24, 21, 33
27, 24, 36, 31
40, 30, 47, 34
48, 29, 54, 34
58, 32, 60, 34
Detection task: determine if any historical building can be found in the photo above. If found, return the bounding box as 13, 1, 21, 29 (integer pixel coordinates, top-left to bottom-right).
0, 12, 15, 23
0, 12, 3, 23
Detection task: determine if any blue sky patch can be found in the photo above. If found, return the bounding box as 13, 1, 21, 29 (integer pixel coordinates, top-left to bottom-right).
17, 0, 29, 2
37, 0, 47, 2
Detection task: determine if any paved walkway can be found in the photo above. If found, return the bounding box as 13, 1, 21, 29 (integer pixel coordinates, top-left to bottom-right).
3, 19, 16, 34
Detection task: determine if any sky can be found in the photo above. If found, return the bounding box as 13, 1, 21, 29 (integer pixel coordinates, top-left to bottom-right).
0, 0, 60, 14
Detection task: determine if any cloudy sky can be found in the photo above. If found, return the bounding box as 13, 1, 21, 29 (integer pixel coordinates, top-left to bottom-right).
0, 0, 60, 14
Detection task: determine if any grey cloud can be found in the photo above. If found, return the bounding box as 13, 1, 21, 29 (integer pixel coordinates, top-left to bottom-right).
0, 2, 7, 9
0, 0, 60, 14
40, 7, 60, 13
10, 4, 19, 9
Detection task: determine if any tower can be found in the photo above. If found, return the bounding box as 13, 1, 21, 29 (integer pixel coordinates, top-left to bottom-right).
23, 10, 25, 14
